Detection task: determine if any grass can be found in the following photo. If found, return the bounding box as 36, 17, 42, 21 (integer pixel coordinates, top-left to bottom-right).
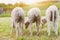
0, 17, 60, 40
0, 13, 11, 17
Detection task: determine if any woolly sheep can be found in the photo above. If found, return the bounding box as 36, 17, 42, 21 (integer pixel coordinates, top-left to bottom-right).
42, 5, 59, 36
11, 7, 24, 38
25, 8, 41, 36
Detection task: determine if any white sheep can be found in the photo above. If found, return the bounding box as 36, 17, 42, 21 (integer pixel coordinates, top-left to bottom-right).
25, 8, 41, 36
45, 5, 59, 36
11, 7, 24, 37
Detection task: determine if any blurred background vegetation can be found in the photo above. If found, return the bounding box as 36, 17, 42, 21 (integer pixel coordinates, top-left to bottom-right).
0, 0, 60, 17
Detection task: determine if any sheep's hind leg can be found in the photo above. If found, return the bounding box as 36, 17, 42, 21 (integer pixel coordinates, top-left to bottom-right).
19, 21, 24, 36
36, 20, 40, 35
14, 22, 19, 38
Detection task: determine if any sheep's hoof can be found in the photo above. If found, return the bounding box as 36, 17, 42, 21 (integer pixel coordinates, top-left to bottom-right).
30, 33, 33, 36
47, 33, 50, 36
56, 34, 58, 38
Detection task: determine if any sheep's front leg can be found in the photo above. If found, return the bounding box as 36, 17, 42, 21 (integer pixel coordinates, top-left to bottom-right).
47, 20, 50, 36
36, 20, 40, 35
14, 22, 19, 38
29, 22, 33, 36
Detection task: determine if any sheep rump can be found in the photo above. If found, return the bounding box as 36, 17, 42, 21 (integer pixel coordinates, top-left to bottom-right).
46, 5, 59, 36
11, 7, 24, 38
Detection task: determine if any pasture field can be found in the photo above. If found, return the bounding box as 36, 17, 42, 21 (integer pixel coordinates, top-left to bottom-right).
0, 1, 60, 40
0, 17, 60, 40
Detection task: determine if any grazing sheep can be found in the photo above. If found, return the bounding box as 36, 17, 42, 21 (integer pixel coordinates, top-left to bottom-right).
11, 7, 24, 37
25, 8, 41, 36
42, 5, 59, 36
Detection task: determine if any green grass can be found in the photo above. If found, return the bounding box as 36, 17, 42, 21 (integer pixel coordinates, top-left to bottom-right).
0, 17, 60, 40
0, 13, 11, 17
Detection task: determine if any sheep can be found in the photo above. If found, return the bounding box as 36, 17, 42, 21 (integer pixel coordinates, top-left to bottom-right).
42, 5, 59, 36
25, 8, 41, 36
11, 7, 24, 38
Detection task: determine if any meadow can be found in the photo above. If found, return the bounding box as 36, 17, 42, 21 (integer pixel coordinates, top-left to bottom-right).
0, 1, 60, 40
0, 17, 60, 40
